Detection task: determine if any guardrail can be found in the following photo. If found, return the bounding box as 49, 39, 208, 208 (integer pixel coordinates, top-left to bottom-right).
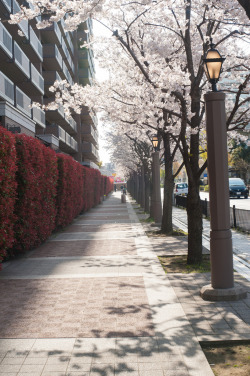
175, 195, 250, 232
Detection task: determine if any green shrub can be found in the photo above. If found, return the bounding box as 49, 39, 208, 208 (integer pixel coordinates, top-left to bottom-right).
204, 185, 209, 192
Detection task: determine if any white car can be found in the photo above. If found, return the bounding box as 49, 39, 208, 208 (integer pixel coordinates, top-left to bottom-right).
174, 183, 188, 196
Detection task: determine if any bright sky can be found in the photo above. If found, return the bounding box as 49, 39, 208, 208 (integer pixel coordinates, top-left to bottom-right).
93, 20, 111, 164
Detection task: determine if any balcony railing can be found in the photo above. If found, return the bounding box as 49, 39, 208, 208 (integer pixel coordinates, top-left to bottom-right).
0, 71, 14, 104
82, 142, 99, 159
12, 0, 29, 39
62, 61, 73, 85
30, 64, 44, 94
14, 41, 30, 78
15, 86, 32, 117
2, 0, 11, 12
58, 126, 65, 142
67, 116, 77, 132
70, 137, 78, 151
43, 71, 61, 88
29, 26, 43, 61
32, 106, 45, 128
0, 22, 12, 58
81, 124, 98, 145
65, 132, 71, 146
58, 103, 64, 117
66, 32, 74, 55
43, 44, 63, 69
61, 37, 70, 60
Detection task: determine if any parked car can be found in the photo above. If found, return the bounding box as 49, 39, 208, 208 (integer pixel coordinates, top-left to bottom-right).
174, 183, 188, 196
229, 178, 249, 199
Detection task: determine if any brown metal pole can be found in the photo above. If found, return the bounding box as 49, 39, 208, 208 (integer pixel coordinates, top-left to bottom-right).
151, 151, 162, 223
201, 92, 246, 300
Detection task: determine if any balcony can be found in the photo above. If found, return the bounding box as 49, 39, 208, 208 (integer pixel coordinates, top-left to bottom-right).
0, 0, 11, 14
0, 22, 12, 59
43, 71, 61, 96
32, 106, 45, 128
61, 61, 73, 86
78, 48, 95, 73
40, 21, 62, 45
14, 41, 30, 79
30, 64, 44, 95
15, 86, 32, 118
45, 124, 65, 141
82, 141, 99, 161
70, 137, 78, 152
0, 71, 14, 104
81, 124, 98, 146
60, 37, 70, 60
12, 0, 29, 40
43, 44, 63, 71
43, 99, 75, 134
66, 32, 74, 55
67, 116, 77, 133
29, 26, 43, 61
81, 110, 98, 130
65, 132, 71, 146
79, 67, 93, 86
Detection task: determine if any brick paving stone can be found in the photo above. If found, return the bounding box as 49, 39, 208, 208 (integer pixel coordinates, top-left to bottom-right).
0, 277, 154, 338
62, 225, 133, 233
80, 215, 130, 220
29, 239, 137, 258
168, 273, 250, 339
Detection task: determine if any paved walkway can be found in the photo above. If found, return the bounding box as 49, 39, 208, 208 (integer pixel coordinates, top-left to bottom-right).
172, 206, 250, 281
0, 192, 249, 376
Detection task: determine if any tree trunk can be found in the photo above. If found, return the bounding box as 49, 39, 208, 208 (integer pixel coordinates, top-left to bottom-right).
150, 161, 154, 218
238, 0, 250, 19
186, 133, 203, 264
145, 173, 150, 213
135, 173, 139, 202
161, 133, 174, 234
141, 165, 145, 209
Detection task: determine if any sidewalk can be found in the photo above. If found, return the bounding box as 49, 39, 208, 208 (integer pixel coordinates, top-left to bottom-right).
172, 206, 250, 281
0, 192, 249, 376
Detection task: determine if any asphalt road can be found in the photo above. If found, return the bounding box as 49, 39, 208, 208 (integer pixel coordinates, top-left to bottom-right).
161, 188, 250, 210
199, 191, 250, 210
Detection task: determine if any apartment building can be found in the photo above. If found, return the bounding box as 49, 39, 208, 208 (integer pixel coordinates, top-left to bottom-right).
0, 0, 99, 167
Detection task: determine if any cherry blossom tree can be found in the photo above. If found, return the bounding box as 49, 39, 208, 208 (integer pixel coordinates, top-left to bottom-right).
10, 0, 250, 264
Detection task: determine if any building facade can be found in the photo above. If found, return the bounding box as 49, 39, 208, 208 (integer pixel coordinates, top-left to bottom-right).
0, 0, 99, 168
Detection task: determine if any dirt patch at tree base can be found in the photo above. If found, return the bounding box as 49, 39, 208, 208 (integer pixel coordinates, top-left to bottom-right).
158, 254, 210, 273
202, 343, 250, 376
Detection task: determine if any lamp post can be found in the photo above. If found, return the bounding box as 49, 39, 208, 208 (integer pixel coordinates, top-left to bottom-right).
200, 41, 246, 301
150, 134, 162, 223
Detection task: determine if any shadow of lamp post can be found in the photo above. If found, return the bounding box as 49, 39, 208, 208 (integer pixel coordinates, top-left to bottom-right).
150, 134, 162, 224
200, 40, 247, 301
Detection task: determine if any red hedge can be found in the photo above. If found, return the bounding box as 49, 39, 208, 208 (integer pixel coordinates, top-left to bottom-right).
0, 131, 113, 266
13, 134, 58, 251
0, 127, 17, 265
56, 154, 84, 227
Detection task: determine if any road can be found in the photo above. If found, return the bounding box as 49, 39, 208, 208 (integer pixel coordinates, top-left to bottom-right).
160, 188, 250, 281
199, 191, 250, 210
160, 189, 250, 210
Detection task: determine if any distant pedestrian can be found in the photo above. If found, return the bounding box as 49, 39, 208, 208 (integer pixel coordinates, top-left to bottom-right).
120, 185, 123, 191
123, 187, 127, 195
114, 185, 117, 192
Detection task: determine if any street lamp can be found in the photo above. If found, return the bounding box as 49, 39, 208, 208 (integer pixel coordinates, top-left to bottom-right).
150, 133, 162, 223
151, 135, 159, 152
203, 40, 225, 92
200, 43, 246, 301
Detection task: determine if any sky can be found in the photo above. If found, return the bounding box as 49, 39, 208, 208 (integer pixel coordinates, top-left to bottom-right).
93, 20, 111, 164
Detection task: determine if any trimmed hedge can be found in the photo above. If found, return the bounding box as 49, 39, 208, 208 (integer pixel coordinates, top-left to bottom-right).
13, 135, 58, 252
0, 127, 113, 267
0, 128, 17, 265
56, 154, 84, 227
